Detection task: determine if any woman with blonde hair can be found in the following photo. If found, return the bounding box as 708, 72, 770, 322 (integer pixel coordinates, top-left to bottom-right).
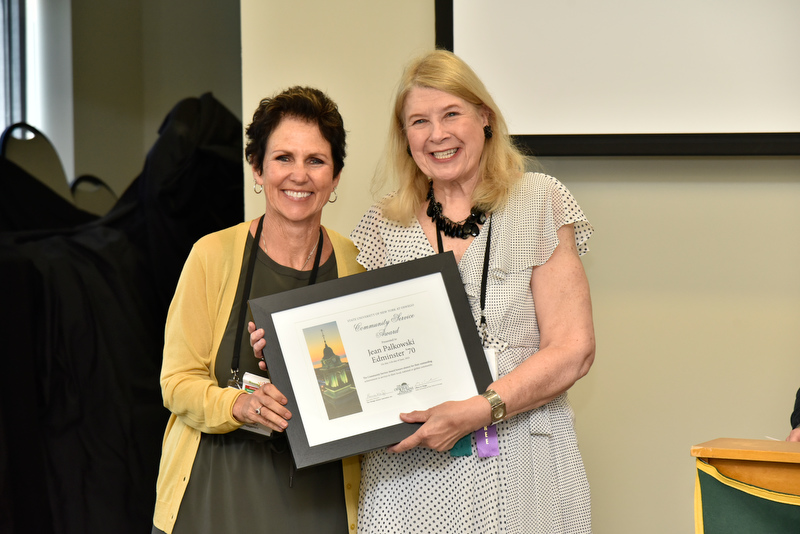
349, 49, 596, 533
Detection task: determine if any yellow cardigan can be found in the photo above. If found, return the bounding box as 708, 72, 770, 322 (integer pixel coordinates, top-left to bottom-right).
153, 221, 364, 533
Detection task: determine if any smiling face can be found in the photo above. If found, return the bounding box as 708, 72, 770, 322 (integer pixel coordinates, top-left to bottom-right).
254, 116, 340, 227
403, 86, 489, 188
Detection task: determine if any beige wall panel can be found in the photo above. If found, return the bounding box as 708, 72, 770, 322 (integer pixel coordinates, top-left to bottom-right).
241, 0, 434, 235
72, 0, 144, 194
142, 0, 243, 152
541, 155, 800, 533
241, 3, 800, 533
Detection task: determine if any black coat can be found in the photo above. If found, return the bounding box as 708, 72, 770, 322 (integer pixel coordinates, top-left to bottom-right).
0, 93, 243, 534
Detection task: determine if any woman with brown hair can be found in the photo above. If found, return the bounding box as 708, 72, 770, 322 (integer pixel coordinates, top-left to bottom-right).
153, 86, 363, 534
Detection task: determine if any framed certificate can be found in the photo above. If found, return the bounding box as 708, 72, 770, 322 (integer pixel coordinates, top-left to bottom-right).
248, 252, 492, 469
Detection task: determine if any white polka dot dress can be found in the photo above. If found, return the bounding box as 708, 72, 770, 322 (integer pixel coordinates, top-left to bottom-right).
350, 173, 594, 533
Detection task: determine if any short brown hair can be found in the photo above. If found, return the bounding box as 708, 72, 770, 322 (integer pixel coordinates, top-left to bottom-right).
245, 86, 346, 177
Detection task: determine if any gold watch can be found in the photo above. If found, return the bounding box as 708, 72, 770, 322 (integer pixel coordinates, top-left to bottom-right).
481, 389, 506, 424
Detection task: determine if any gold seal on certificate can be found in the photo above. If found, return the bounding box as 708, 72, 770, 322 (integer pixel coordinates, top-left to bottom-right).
249, 252, 492, 469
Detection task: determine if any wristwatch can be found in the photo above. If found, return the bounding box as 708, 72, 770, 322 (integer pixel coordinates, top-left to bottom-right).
481, 389, 506, 424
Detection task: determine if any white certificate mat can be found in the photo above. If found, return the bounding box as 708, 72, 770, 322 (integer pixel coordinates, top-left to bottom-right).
248, 252, 492, 469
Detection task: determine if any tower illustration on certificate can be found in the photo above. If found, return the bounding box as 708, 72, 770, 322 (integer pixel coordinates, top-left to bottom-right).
303, 321, 363, 419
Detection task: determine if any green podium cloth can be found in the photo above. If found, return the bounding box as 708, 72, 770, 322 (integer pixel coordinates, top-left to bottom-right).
695, 459, 800, 533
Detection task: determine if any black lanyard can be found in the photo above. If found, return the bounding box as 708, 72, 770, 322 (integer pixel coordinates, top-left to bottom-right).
229, 216, 324, 386
436, 216, 492, 345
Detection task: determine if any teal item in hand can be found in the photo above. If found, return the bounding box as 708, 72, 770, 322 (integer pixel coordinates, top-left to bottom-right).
449, 434, 472, 457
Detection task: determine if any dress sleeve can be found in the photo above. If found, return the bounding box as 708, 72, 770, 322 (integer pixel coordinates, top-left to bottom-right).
491, 173, 593, 274
547, 174, 593, 257
350, 202, 389, 271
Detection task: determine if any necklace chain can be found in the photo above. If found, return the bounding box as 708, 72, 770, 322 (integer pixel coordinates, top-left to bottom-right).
260, 227, 319, 270
426, 182, 486, 239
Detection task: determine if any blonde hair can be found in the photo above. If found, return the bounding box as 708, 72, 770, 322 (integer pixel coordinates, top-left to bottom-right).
378, 50, 528, 225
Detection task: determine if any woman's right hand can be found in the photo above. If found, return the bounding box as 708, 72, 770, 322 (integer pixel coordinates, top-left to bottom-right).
232, 381, 291, 432
248, 321, 268, 372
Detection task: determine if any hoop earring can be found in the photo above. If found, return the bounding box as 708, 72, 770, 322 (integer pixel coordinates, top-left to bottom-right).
483, 125, 493, 139
253, 180, 263, 194
328, 189, 338, 203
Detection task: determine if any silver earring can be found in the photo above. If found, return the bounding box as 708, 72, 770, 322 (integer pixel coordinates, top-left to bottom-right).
328, 189, 338, 203
253, 180, 263, 194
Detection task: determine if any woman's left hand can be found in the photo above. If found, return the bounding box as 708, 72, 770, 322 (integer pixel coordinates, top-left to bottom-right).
232, 382, 291, 433
248, 321, 268, 372
387, 396, 490, 453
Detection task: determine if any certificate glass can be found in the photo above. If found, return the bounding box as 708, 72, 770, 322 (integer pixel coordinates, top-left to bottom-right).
248, 252, 492, 468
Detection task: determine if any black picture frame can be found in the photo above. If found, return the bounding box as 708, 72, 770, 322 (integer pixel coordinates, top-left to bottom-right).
248, 251, 492, 469
434, 0, 800, 156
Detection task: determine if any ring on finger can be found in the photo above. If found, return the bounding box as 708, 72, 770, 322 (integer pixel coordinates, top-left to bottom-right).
255, 406, 262, 416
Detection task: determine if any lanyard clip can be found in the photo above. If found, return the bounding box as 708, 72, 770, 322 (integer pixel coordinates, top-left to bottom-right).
227, 368, 241, 389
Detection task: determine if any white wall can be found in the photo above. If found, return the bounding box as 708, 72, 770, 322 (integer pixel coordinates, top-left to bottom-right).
26, 0, 75, 180
241, 3, 800, 533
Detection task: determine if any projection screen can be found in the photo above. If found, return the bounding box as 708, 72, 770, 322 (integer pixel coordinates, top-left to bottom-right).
436, 0, 800, 155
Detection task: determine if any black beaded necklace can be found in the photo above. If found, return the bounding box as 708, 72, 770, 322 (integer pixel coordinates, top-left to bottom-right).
426, 181, 487, 239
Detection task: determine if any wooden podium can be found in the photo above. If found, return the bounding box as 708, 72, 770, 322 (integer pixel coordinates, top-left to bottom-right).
691, 438, 800, 494
691, 438, 800, 533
